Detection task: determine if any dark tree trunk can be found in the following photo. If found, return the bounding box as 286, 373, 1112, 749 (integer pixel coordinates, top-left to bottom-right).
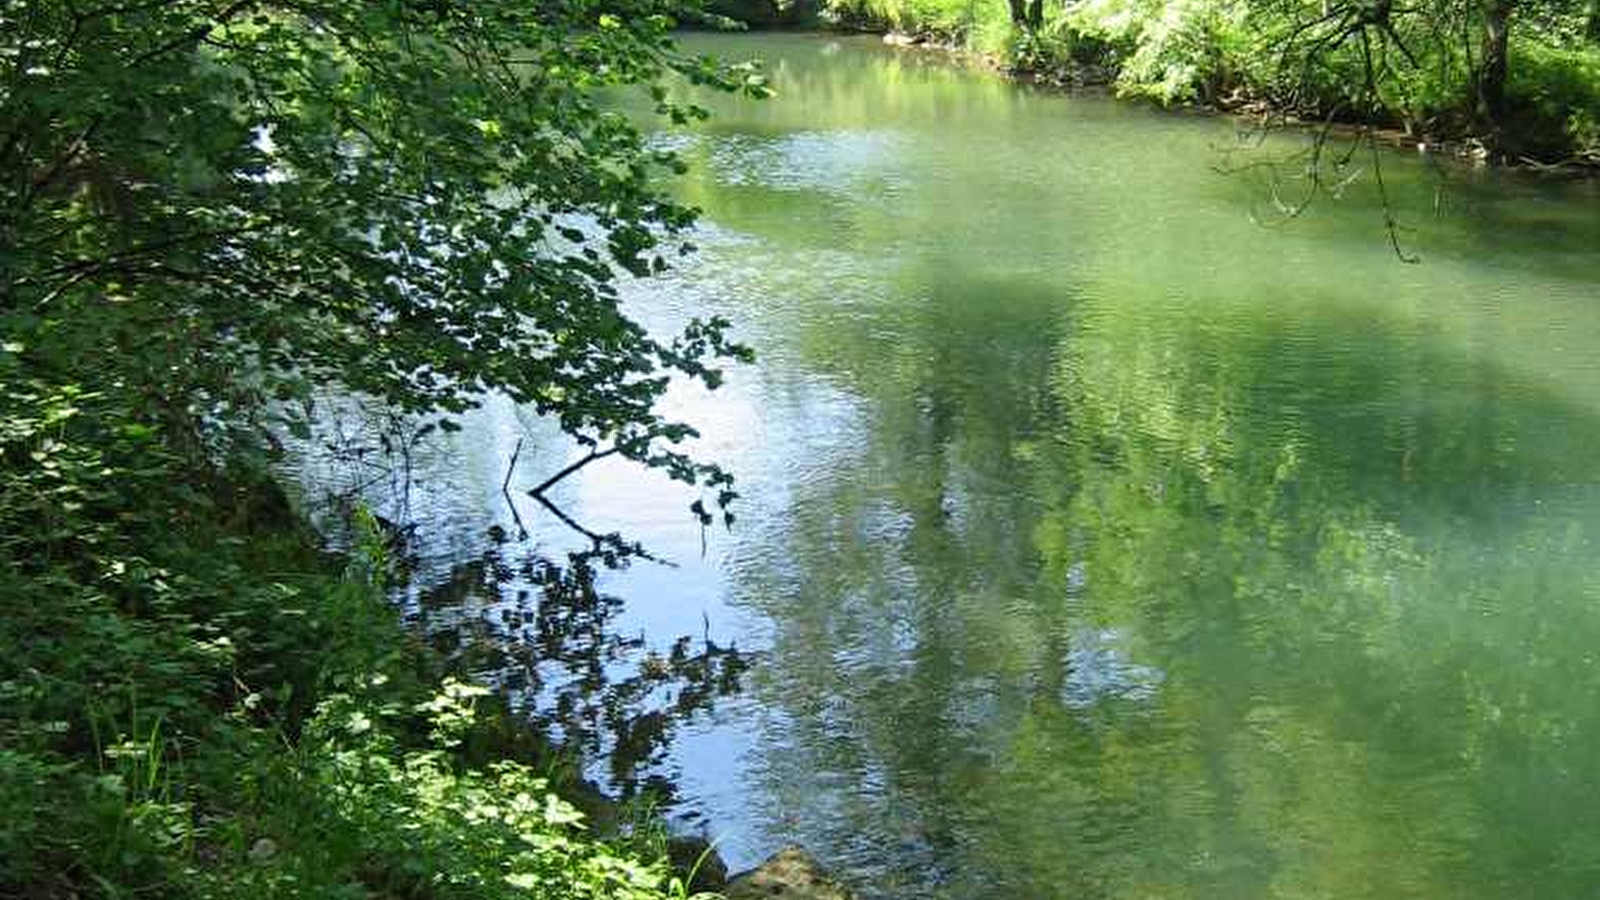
1006, 0, 1043, 30
1475, 0, 1514, 144
1586, 0, 1599, 41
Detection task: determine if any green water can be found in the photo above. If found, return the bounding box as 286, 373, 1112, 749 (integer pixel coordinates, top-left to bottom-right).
380, 32, 1600, 900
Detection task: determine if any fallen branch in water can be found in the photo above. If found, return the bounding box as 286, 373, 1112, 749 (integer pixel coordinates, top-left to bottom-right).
529, 446, 620, 497
532, 492, 609, 545
502, 437, 523, 494
531, 492, 668, 566
500, 438, 530, 542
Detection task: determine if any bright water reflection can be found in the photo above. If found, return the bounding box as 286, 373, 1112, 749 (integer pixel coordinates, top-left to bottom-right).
357, 32, 1600, 900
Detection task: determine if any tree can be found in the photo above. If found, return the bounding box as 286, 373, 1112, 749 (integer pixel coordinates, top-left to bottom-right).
1007, 0, 1046, 31
0, 0, 765, 520
1256, 0, 1565, 153
1476, 0, 1517, 139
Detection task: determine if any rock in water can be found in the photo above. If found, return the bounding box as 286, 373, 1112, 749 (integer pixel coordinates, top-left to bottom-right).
666, 835, 730, 893
725, 846, 856, 900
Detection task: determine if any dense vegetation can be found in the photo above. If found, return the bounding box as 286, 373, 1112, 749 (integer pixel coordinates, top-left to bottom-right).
1, 494, 710, 898
810, 0, 1600, 161
0, 1, 758, 896
2, 0, 1590, 893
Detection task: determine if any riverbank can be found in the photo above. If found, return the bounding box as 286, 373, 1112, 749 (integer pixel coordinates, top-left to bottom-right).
710, 0, 1600, 170
862, 27, 1540, 168
876, 25, 1600, 172
0, 5, 777, 896
0, 452, 718, 898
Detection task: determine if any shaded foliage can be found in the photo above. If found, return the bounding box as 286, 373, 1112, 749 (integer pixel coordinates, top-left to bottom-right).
1, 0, 764, 496
817, 0, 1600, 160
0, 1, 762, 896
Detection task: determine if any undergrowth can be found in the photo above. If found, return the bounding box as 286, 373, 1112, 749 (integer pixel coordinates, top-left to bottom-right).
818, 0, 1600, 160
0, 377, 711, 900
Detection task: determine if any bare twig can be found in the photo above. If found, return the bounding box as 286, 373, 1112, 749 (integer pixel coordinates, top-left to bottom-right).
502, 437, 523, 494
499, 437, 530, 540
533, 493, 607, 545
528, 446, 620, 497
1359, 28, 1420, 263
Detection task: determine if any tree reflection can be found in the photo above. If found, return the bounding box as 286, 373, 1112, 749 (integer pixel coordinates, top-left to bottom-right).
731, 265, 1600, 899
411, 541, 752, 803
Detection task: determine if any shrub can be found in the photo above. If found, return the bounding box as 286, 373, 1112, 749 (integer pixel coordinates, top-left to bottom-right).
1065, 0, 1248, 102
1508, 40, 1600, 156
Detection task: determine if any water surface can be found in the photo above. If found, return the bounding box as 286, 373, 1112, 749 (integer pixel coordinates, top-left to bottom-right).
328, 33, 1600, 900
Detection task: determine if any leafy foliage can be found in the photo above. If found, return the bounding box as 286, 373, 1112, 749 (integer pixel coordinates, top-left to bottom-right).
1067, 0, 1247, 102
2, 0, 765, 495
1507, 38, 1600, 154
1, 1, 761, 896
0, 500, 713, 899
815, 0, 1600, 159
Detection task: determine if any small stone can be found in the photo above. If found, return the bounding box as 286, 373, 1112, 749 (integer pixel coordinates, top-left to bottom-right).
248, 837, 278, 862
725, 846, 855, 900
667, 835, 730, 892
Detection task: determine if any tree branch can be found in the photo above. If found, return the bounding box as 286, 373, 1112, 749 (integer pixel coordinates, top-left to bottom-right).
128, 0, 256, 67
528, 446, 620, 497
502, 437, 523, 494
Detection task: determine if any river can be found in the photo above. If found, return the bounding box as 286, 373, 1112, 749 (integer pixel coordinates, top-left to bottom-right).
304, 31, 1600, 900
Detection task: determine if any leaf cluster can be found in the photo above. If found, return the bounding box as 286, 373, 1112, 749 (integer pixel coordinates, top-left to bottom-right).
2, 0, 765, 506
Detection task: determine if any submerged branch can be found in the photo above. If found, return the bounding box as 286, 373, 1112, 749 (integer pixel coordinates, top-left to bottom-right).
531, 493, 668, 566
